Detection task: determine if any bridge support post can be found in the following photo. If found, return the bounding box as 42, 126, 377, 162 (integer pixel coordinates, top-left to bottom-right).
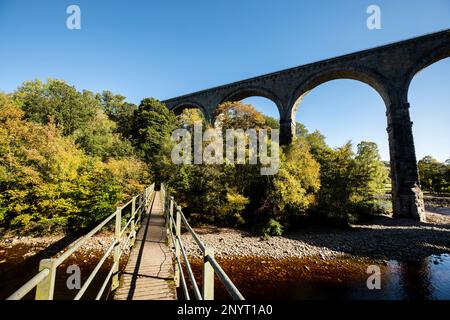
202, 247, 214, 300
387, 101, 426, 221
174, 206, 182, 287
35, 258, 57, 300
111, 207, 122, 291
280, 117, 295, 146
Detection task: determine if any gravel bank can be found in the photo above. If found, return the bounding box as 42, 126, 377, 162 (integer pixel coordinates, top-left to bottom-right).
0, 233, 116, 268
181, 212, 450, 261
2, 212, 449, 265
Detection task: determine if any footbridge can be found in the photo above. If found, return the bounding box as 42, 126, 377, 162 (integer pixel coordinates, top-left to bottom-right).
7, 184, 244, 300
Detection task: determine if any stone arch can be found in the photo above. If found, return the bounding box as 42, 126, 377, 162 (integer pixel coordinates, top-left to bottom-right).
219, 86, 284, 117
404, 45, 450, 100
289, 67, 390, 120
171, 101, 210, 122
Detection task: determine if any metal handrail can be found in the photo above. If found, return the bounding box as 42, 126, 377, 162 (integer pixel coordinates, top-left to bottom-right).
161, 183, 244, 301
7, 184, 155, 300
176, 236, 202, 300
176, 258, 190, 300
6, 268, 50, 300
179, 210, 206, 253
206, 255, 245, 300
73, 239, 118, 300
55, 211, 117, 265
95, 261, 118, 300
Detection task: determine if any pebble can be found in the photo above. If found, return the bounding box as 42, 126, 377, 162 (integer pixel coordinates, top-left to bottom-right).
1, 212, 449, 263
180, 215, 450, 261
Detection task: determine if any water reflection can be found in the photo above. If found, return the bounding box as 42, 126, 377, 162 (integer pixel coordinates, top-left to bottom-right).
398, 258, 431, 300
184, 254, 450, 300
2, 245, 449, 300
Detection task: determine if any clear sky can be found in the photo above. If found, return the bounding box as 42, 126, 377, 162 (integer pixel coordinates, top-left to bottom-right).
0, 0, 449, 161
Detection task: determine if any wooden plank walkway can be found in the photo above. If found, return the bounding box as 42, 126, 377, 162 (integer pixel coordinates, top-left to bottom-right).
114, 191, 177, 300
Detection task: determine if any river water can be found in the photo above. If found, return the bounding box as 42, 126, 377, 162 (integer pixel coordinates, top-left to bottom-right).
184, 254, 450, 300
0, 244, 121, 300
1, 246, 449, 300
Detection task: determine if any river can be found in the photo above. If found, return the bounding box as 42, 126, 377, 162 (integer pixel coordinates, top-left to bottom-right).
184, 254, 450, 300
1, 245, 449, 300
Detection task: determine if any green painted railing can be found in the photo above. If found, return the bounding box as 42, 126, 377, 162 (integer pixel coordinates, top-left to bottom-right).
7, 184, 155, 300
160, 184, 245, 301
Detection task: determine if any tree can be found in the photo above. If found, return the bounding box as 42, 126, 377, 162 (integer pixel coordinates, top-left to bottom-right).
314, 142, 355, 222
14, 79, 98, 136
352, 141, 389, 198
263, 115, 280, 129
268, 138, 321, 226
418, 156, 448, 194
304, 130, 331, 157
97, 90, 137, 139
0, 93, 85, 233
132, 98, 178, 182
295, 122, 309, 138
215, 101, 266, 131
0, 92, 149, 234
176, 108, 206, 129
72, 110, 134, 159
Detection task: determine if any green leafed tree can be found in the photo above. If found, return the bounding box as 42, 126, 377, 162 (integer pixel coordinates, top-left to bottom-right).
263, 115, 280, 129
14, 79, 98, 136
97, 90, 138, 139
132, 98, 178, 183
352, 141, 390, 199
72, 110, 135, 159
418, 156, 449, 194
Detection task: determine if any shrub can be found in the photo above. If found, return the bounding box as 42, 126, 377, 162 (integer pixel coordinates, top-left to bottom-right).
262, 219, 284, 238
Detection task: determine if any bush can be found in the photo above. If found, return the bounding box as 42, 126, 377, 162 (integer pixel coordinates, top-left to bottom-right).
261, 219, 284, 238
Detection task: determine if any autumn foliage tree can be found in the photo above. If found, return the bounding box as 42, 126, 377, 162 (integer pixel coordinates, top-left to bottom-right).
0, 79, 404, 237
167, 102, 321, 235
0, 85, 149, 235
167, 101, 391, 234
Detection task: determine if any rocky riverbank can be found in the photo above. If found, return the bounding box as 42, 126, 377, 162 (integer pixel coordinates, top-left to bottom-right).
1, 212, 450, 268
0, 232, 126, 300
181, 212, 450, 261
0, 233, 115, 270
2, 210, 449, 300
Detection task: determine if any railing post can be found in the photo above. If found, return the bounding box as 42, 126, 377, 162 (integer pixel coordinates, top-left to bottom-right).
138, 192, 143, 227
111, 206, 122, 291
35, 258, 57, 300
144, 188, 148, 213
203, 247, 214, 300
165, 189, 169, 216
161, 184, 166, 212
174, 206, 182, 287
130, 197, 137, 247
167, 196, 174, 245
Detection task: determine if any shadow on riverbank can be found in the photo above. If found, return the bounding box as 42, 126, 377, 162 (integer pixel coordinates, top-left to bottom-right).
0, 232, 84, 299
284, 214, 450, 261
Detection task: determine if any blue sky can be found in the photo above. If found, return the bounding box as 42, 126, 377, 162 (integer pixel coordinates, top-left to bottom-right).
0, 0, 449, 161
